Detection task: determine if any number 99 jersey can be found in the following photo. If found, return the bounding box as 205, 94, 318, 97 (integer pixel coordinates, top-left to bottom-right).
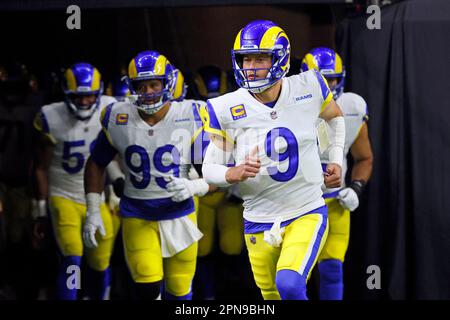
98, 99, 206, 221
33, 96, 117, 204
205, 70, 332, 224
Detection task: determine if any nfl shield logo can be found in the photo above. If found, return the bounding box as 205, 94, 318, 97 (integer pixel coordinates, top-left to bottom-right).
148, 129, 154, 136
250, 236, 256, 244
270, 111, 277, 119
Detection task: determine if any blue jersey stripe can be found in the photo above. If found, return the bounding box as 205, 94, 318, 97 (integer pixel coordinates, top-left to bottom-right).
90, 130, 118, 167
205, 101, 223, 131
40, 111, 50, 134
192, 102, 202, 123
102, 103, 114, 130
314, 69, 332, 101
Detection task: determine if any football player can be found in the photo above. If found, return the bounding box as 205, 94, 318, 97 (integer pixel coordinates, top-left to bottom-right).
202, 20, 346, 300
33, 62, 119, 300
82, 50, 213, 300
301, 47, 373, 300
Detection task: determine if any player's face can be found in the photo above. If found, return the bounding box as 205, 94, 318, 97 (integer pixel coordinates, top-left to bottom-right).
71, 94, 96, 109
325, 77, 338, 89
135, 79, 163, 104
242, 54, 272, 80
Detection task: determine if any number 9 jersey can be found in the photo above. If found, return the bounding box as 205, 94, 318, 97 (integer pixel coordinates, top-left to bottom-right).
204, 69, 332, 224
33, 95, 117, 204
92, 99, 206, 221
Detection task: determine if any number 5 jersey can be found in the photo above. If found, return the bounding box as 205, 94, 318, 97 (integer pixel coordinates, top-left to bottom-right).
33, 95, 117, 204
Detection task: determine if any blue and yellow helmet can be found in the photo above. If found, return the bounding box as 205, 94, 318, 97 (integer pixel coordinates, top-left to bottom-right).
193, 65, 228, 99
170, 67, 187, 102
111, 76, 130, 101
301, 47, 345, 99
231, 20, 290, 93
127, 50, 174, 114
63, 62, 103, 120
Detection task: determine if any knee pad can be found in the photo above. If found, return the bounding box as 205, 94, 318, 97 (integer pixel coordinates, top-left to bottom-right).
134, 281, 162, 300
132, 260, 156, 282
87, 252, 110, 272
165, 274, 192, 297
275, 269, 308, 300
61, 242, 83, 257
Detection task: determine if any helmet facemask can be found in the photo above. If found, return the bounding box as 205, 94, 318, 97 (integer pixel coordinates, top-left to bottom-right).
127, 74, 173, 115
232, 46, 290, 93
64, 85, 102, 121
323, 71, 345, 100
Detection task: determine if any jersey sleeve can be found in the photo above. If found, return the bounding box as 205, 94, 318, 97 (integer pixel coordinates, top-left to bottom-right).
33, 109, 56, 144
357, 97, 369, 123
90, 130, 118, 167
203, 100, 233, 144
100, 95, 118, 108
353, 94, 369, 138
312, 69, 333, 112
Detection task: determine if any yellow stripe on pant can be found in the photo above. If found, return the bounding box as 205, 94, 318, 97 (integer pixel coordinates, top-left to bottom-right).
318, 198, 350, 262
49, 196, 116, 271
244, 212, 329, 300
121, 211, 198, 297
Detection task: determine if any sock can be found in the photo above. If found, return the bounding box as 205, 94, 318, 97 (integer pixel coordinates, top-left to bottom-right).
318, 259, 343, 300
56, 256, 81, 300
134, 281, 162, 300
196, 256, 215, 299
86, 266, 111, 300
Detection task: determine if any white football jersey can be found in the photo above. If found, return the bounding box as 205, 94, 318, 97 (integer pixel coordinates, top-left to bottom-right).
206, 69, 333, 223
35, 96, 117, 204
102, 99, 206, 200
321, 92, 368, 195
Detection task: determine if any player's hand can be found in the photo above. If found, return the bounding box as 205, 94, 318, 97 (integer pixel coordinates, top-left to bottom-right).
83, 208, 105, 249
108, 184, 121, 213
167, 177, 209, 202
32, 217, 49, 241
31, 199, 48, 240
324, 163, 342, 188
112, 177, 125, 198
225, 146, 260, 184
337, 187, 359, 211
